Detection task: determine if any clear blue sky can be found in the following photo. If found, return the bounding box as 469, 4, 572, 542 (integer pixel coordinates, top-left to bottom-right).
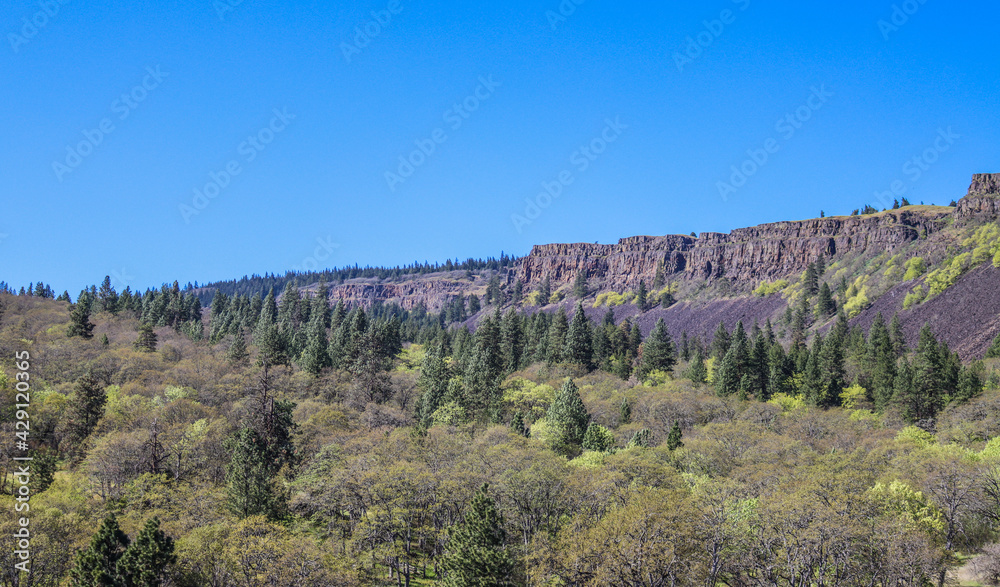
3, 0, 998, 294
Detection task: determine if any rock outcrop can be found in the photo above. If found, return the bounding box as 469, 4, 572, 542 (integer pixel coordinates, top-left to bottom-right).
955, 173, 1000, 221
514, 208, 951, 292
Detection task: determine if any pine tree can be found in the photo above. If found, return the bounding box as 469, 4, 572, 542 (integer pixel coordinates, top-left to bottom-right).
299, 312, 332, 375
680, 331, 690, 362
636, 280, 648, 311
440, 483, 513, 587
97, 276, 119, 315
685, 347, 708, 384
639, 318, 676, 378
225, 427, 286, 519
619, 397, 631, 424
573, 271, 588, 299
226, 333, 250, 365
581, 423, 615, 452
815, 254, 826, 277
134, 323, 158, 353
908, 323, 944, 420
68, 295, 95, 339
100, 333, 110, 347
985, 332, 1000, 358
867, 313, 897, 410
564, 302, 594, 370
547, 378, 590, 449
666, 421, 684, 451
890, 313, 906, 356
416, 339, 451, 427
116, 517, 176, 587
70, 515, 130, 586
468, 294, 482, 314
652, 262, 665, 289
711, 321, 731, 362
817, 328, 845, 407
627, 428, 652, 448
67, 373, 107, 454
538, 276, 551, 304
954, 363, 984, 404
804, 263, 819, 296
765, 342, 788, 399
509, 411, 529, 438
500, 309, 524, 373
546, 308, 569, 365
512, 279, 523, 304
816, 282, 835, 317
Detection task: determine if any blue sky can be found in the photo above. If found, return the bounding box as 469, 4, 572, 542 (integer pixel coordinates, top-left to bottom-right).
2, 0, 998, 294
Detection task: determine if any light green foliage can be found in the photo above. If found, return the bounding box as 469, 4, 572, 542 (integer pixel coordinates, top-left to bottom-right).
525, 290, 544, 306
569, 450, 609, 468
895, 425, 936, 448
842, 276, 870, 317
164, 385, 193, 402
962, 223, 1000, 265
431, 401, 467, 427
981, 436, 1000, 462
839, 384, 867, 409
394, 343, 425, 373
593, 291, 627, 307
869, 480, 945, 535
642, 369, 671, 387
502, 377, 556, 421
581, 423, 616, 452
903, 284, 926, 309
753, 279, 789, 297
767, 392, 804, 413
925, 252, 972, 297
547, 290, 565, 304
903, 256, 927, 281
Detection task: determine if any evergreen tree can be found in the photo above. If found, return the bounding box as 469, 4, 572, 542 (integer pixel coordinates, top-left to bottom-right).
867, 313, 897, 410
70, 515, 130, 587
440, 483, 513, 587
67, 373, 107, 454
116, 517, 176, 587
299, 311, 332, 375
545, 308, 569, 364
225, 427, 286, 519
804, 263, 819, 296
711, 321, 731, 362
666, 421, 684, 451
817, 328, 846, 407
581, 423, 615, 452
538, 276, 551, 304
685, 347, 708, 384
563, 302, 594, 370
416, 339, 451, 427
680, 331, 690, 362
892, 357, 917, 420
639, 318, 676, 378
955, 363, 984, 404
509, 411, 529, 438
908, 323, 944, 420
500, 309, 524, 373
311, 282, 331, 329
468, 294, 482, 315
572, 271, 588, 299
815, 253, 826, 277
68, 295, 96, 339
636, 280, 648, 311
985, 331, 1000, 359
890, 313, 906, 356
765, 342, 788, 399
512, 279, 523, 304
97, 276, 119, 315
134, 323, 158, 353
619, 397, 631, 424
715, 322, 749, 397
652, 262, 665, 289
100, 333, 110, 347
816, 282, 835, 317
627, 428, 652, 448
226, 333, 250, 365
547, 379, 590, 449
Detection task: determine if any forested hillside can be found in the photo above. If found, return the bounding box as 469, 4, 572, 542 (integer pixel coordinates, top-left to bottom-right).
2, 263, 1000, 586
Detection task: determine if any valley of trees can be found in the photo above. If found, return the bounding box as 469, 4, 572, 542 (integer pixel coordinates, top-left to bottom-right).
2, 273, 1000, 586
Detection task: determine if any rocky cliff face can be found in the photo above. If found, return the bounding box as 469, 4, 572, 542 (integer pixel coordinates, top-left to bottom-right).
514, 208, 951, 292
318, 174, 995, 310
955, 173, 1000, 221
